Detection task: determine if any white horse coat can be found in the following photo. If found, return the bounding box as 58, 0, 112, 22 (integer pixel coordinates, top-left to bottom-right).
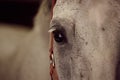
50, 0, 120, 80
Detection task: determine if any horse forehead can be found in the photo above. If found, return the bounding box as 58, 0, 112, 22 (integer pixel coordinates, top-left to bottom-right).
55, 0, 104, 7
54, 0, 118, 12
53, 0, 110, 17
53, 0, 120, 30
53, 0, 87, 21
54, 0, 119, 21
54, 0, 83, 10
55, 0, 81, 4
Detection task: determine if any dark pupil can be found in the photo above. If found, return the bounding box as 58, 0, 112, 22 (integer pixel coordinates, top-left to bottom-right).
53, 31, 64, 43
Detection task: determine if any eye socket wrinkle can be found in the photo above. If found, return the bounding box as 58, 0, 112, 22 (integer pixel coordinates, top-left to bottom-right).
50, 18, 75, 36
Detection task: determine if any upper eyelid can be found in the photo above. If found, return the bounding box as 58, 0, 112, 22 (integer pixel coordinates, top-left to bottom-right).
49, 18, 75, 34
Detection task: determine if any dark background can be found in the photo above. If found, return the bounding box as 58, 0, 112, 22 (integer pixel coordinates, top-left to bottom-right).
0, 0, 41, 28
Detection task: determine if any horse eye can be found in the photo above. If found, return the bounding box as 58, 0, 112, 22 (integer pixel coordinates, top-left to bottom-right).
53, 30, 67, 44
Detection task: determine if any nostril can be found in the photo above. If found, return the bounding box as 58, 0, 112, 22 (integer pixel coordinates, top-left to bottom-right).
116, 57, 120, 80
80, 72, 84, 78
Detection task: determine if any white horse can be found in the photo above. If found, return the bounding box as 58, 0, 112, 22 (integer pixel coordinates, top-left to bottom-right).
0, 0, 51, 80
50, 0, 120, 80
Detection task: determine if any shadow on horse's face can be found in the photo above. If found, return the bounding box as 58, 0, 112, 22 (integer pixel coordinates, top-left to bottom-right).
50, 0, 120, 80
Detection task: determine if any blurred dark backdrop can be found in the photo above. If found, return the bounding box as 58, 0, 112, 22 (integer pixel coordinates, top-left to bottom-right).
0, 0, 41, 28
